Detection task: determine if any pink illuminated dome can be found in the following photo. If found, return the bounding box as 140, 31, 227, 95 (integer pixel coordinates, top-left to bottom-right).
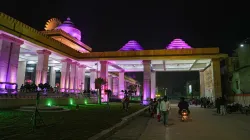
55, 17, 82, 40
119, 40, 144, 51
166, 39, 192, 49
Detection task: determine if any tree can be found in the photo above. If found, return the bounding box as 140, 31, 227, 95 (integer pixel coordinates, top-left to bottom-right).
127, 85, 137, 97
95, 77, 106, 104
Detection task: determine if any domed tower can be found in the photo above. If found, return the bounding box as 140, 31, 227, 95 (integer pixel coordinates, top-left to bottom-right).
55, 17, 82, 41
42, 17, 92, 52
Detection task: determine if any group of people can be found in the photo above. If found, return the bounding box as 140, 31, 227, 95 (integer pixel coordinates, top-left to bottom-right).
215, 97, 227, 115
149, 97, 170, 126
200, 97, 214, 108
149, 96, 190, 126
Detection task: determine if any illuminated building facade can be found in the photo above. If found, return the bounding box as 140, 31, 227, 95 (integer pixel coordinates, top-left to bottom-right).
0, 13, 227, 104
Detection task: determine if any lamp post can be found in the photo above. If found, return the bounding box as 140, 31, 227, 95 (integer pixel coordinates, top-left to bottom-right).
240, 37, 250, 47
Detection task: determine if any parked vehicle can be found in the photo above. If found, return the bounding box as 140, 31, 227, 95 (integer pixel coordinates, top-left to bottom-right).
226, 103, 244, 114
245, 105, 250, 115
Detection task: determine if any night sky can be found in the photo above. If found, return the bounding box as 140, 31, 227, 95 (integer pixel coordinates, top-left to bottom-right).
2, 1, 249, 92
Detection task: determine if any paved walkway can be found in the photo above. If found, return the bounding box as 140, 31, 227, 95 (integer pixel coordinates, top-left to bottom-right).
107, 106, 250, 140
106, 113, 150, 140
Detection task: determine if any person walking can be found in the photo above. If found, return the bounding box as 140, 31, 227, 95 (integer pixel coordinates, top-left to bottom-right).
160, 96, 171, 126
156, 98, 161, 122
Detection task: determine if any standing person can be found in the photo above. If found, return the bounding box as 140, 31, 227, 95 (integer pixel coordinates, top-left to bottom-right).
215, 98, 220, 114
220, 97, 226, 115
160, 96, 171, 126
156, 98, 161, 122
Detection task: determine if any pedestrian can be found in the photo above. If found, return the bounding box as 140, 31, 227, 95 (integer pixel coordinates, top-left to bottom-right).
160, 96, 171, 126
220, 97, 226, 115
215, 98, 220, 114
156, 98, 161, 122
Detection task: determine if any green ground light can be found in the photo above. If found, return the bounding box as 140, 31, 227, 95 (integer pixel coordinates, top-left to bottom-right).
84, 99, 88, 105
46, 99, 53, 106
69, 98, 74, 105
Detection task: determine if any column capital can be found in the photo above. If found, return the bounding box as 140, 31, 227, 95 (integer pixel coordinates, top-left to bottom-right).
0, 33, 24, 45
100, 61, 108, 65
61, 58, 72, 63
37, 50, 51, 55
70, 61, 78, 65
90, 69, 96, 72
142, 60, 151, 65
75, 62, 81, 66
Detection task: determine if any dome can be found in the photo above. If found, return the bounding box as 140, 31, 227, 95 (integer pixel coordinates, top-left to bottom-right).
55, 17, 82, 40
166, 38, 192, 49
119, 40, 144, 51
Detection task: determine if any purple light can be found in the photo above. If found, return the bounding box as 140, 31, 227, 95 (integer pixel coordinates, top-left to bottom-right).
56, 17, 82, 40
119, 40, 144, 51
166, 39, 192, 49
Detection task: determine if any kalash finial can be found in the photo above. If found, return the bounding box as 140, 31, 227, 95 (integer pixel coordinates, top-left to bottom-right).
67, 17, 71, 21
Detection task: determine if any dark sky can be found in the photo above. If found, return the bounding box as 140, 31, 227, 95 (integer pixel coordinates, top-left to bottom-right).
2, 1, 249, 92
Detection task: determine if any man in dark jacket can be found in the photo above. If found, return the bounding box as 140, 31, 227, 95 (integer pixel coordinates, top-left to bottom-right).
215, 98, 221, 114
178, 97, 190, 115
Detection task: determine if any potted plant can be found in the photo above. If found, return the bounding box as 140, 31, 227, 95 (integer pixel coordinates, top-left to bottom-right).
95, 77, 106, 104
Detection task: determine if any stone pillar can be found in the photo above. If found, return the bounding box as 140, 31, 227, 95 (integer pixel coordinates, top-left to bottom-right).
118, 72, 125, 99
74, 63, 80, 93
212, 59, 222, 99
60, 59, 71, 92
69, 62, 77, 93
108, 75, 113, 90
137, 85, 140, 96
17, 61, 26, 89
90, 69, 97, 90
35, 50, 51, 86
199, 71, 205, 97
112, 77, 118, 96
78, 65, 86, 91
0, 34, 23, 93
143, 60, 151, 104
49, 66, 56, 88
151, 71, 156, 99
100, 61, 108, 101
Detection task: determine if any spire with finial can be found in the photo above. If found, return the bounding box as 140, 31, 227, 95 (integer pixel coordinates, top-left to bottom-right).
67, 17, 71, 21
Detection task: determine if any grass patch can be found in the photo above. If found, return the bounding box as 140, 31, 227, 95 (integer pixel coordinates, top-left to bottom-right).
0, 103, 144, 140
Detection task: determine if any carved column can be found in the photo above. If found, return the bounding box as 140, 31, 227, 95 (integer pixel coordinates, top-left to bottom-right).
143, 60, 151, 104
60, 59, 71, 92
69, 62, 77, 93
17, 61, 26, 89
151, 71, 156, 99
199, 71, 205, 97
108, 75, 113, 90
49, 66, 56, 88
78, 65, 86, 91
212, 59, 222, 98
112, 77, 118, 96
0, 34, 23, 93
90, 69, 97, 90
35, 50, 51, 86
118, 72, 125, 99
100, 61, 108, 101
